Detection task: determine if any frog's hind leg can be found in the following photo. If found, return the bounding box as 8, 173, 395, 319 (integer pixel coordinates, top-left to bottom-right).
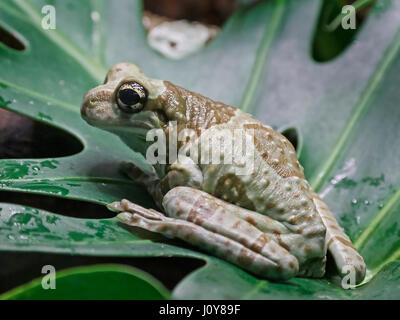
312, 191, 366, 284
110, 188, 299, 281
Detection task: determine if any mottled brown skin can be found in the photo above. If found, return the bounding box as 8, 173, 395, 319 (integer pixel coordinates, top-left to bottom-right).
215, 174, 256, 211
81, 63, 366, 284
244, 123, 304, 179
145, 81, 236, 135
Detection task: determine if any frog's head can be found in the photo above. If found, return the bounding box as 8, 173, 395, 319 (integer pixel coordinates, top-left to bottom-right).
81, 62, 234, 156
81, 63, 168, 142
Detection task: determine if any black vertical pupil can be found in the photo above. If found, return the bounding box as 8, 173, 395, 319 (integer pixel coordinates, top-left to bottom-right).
119, 89, 140, 106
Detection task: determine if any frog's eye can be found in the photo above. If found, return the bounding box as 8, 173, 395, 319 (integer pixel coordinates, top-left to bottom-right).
116, 81, 148, 113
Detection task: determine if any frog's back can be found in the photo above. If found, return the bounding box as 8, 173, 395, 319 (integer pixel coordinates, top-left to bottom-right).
241, 120, 304, 179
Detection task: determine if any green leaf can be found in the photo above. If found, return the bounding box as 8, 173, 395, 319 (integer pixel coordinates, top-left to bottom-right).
0, 0, 399, 299
1, 203, 399, 299
0, 264, 170, 299
173, 259, 400, 300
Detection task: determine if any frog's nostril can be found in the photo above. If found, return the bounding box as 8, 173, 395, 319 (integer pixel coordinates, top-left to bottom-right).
81, 92, 98, 117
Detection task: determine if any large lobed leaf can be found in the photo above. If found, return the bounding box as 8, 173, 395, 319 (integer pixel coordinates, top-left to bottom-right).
0, 0, 399, 299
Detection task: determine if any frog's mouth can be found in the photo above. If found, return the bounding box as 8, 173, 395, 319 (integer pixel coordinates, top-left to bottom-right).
84, 111, 165, 140
104, 121, 155, 139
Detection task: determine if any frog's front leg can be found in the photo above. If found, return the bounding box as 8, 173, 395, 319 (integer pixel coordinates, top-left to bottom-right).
120, 162, 165, 208
121, 157, 202, 209
111, 186, 299, 281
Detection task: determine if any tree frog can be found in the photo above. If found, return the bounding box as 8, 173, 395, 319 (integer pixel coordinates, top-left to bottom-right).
81, 63, 366, 283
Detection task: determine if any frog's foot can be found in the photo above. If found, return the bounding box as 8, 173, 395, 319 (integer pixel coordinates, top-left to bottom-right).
119, 162, 166, 208
312, 191, 366, 284
112, 197, 299, 281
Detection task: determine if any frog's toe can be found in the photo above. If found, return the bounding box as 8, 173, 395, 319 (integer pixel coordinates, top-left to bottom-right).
118, 199, 163, 219
107, 199, 162, 219
107, 201, 124, 212
108, 199, 141, 213
275, 255, 299, 281
116, 211, 170, 236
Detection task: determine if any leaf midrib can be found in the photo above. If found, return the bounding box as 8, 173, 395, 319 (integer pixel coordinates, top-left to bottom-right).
90, 0, 106, 64
0, 176, 137, 186
0, 239, 208, 259
240, 0, 286, 113
0, 77, 78, 112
